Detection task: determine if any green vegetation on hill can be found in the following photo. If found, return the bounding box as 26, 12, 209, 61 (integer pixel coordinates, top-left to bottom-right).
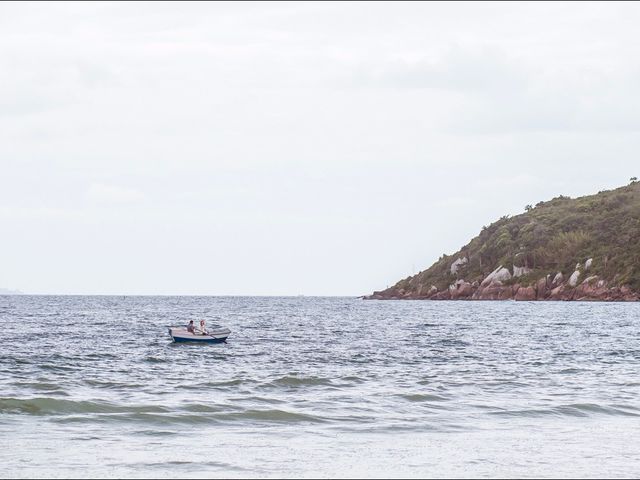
385, 180, 640, 295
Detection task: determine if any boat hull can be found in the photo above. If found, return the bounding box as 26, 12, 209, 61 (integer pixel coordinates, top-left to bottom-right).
168, 327, 230, 344
172, 335, 227, 344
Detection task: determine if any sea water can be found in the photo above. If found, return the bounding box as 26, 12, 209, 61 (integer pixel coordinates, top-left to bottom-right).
1, 296, 640, 478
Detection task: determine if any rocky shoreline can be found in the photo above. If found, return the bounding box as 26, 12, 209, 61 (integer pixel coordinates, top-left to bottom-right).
365, 263, 640, 302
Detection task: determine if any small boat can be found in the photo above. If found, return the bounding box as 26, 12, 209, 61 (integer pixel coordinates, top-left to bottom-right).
168, 325, 231, 344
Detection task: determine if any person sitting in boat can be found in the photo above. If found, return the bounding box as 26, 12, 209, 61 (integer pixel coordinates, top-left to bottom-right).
187, 320, 196, 334
199, 319, 208, 335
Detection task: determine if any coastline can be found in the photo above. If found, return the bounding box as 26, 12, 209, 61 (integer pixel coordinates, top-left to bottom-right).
365, 279, 640, 302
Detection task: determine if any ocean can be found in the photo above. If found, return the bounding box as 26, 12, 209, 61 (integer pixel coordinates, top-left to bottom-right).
1, 296, 640, 478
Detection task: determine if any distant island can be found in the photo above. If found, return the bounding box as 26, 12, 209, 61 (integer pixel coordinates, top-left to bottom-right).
366, 180, 640, 301
0, 288, 23, 295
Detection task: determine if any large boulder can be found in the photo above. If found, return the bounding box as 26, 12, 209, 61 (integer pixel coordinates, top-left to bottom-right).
481, 266, 512, 287
552, 272, 564, 286
434, 289, 452, 300
450, 280, 474, 299
513, 266, 532, 277
450, 257, 468, 275
515, 285, 536, 301
536, 276, 550, 300
574, 276, 610, 300
568, 270, 581, 287
620, 286, 639, 301
475, 284, 513, 300
549, 284, 568, 300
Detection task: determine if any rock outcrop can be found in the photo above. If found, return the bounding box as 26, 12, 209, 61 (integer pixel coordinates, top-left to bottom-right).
552, 272, 564, 286
568, 270, 581, 287
481, 266, 512, 287
450, 257, 468, 275
515, 285, 536, 301
365, 182, 640, 302
513, 266, 533, 278
367, 273, 639, 301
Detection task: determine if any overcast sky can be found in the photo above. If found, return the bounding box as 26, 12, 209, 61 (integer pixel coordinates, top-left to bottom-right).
2, 1, 640, 295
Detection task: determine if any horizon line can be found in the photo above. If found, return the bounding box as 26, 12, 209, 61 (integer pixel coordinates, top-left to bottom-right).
0, 293, 364, 297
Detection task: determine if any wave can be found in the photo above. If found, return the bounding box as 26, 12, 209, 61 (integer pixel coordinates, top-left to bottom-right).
131, 460, 247, 472
180, 379, 246, 390
339, 375, 366, 384
144, 356, 167, 364
180, 403, 228, 413
489, 403, 640, 418
13, 382, 68, 393
435, 339, 471, 347
270, 375, 334, 387
54, 412, 223, 426
556, 368, 589, 374
219, 408, 326, 423
83, 379, 146, 390
55, 408, 326, 426
0, 397, 169, 416
398, 393, 449, 403
1, 397, 327, 425
226, 395, 286, 405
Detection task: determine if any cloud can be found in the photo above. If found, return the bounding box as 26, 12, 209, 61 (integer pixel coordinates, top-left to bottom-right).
87, 184, 146, 204
351, 46, 527, 94
345, 42, 640, 134
0, 206, 84, 221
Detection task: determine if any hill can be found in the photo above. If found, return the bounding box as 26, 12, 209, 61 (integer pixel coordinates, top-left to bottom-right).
366, 181, 640, 301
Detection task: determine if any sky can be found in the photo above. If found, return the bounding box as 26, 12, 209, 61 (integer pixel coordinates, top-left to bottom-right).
2, 1, 640, 295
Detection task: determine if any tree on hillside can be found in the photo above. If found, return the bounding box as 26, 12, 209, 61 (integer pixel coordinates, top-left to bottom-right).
631, 176, 638, 184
